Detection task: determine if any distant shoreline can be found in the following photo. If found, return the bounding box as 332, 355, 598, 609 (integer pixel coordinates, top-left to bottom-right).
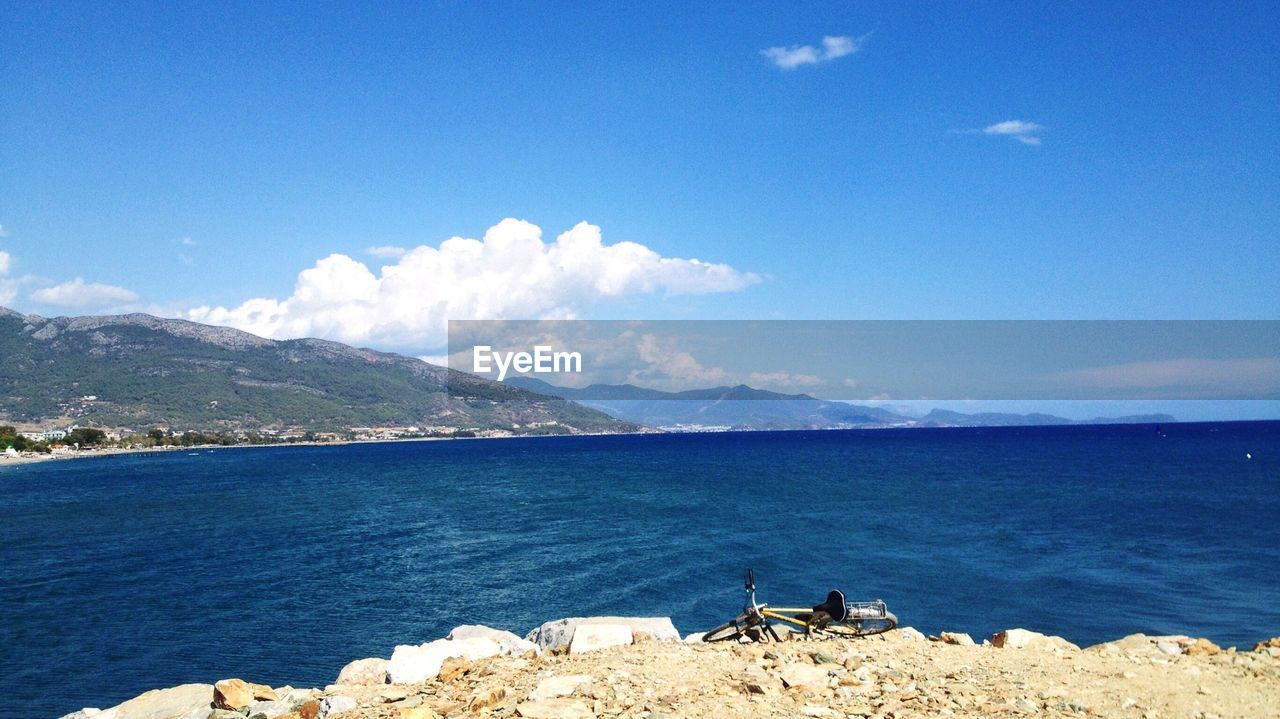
4, 418, 1275, 471
0, 429, 654, 468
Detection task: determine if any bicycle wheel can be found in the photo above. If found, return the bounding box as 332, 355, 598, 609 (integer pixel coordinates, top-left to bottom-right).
703, 618, 747, 642
824, 611, 898, 638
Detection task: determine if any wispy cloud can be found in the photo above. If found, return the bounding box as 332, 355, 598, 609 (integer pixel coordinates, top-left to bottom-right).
0, 224, 8, 237
982, 119, 1044, 146
761, 34, 867, 70
173, 237, 198, 266
1048, 358, 1280, 398
0, 251, 10, 276
366, 245, 408, 259
748, 371, 823, 389
29, 278, 139, 310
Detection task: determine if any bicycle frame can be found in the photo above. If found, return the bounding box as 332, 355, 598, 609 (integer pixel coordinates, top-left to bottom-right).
739, 569, 835, 638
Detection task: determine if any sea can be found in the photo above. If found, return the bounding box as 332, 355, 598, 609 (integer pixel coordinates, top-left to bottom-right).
2, 421, 1278, 717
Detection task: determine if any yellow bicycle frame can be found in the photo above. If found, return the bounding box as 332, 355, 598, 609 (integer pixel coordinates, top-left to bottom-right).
761, 606, 823, 632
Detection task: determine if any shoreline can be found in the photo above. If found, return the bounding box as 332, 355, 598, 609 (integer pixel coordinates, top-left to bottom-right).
5, 414, 1274, 470
57, 620, 1280, 719
0, 429, 657, 468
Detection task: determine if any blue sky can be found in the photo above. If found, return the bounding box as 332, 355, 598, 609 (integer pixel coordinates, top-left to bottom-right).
2, 1, 1278, 358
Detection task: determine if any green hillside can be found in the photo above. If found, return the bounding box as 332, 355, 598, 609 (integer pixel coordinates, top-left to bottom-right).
0, 307, 635, 434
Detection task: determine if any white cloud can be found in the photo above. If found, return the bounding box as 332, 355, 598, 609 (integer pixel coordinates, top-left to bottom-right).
982, 120, 1044, 146
29, 278, 140, 309
821, 35, 859, 61
188, 219, 760, 351
366, 245, 408, 259
1, 252, 21, 305
0, 224, 8, 237
1049, 358, 1280, 397
761, 34, 865, 70
748, 371, 823, 389
179, 236, 197, 246
627, 333, 729, 387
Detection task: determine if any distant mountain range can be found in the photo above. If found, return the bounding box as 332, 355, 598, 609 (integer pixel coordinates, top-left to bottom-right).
0, 306, 1177, 435
505, 377, 1176, 430
916, 408, 1176, 427
0, 307, 636, 435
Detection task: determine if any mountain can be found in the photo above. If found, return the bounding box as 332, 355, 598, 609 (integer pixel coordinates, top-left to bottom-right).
506, 378, 905, 430
506, 378, 1177, 430
917, 409, 1177, 427
919, 409, 1074, 427
0, 307, 636, 435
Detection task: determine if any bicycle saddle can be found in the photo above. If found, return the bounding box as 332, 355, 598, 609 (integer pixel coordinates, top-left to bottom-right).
812, 589, 848, 622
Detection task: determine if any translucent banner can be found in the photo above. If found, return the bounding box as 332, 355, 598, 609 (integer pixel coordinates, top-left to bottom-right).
447, 320, 1280, 400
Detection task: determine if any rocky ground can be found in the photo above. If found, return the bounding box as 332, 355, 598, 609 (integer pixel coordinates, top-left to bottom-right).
62, 622, 1280, 719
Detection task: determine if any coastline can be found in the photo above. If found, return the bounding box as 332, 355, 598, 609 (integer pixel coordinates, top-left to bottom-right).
6, 417, 1273, 471
0, 429, 656, 468
58, 620, 1280, 719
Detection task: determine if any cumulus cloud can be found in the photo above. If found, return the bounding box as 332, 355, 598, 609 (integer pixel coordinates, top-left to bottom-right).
30, 278, 140, 309
628, 333, 730, 387
366, 245, 408, 259
188, 219, 760, 351
761, 34, 865, 70
982, 120, 1044, 145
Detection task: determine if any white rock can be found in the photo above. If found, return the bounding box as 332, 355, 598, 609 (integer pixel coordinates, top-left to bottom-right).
335, 657, 389, 685
522, 670, 591, 701
247, 699, 293, 717
524, 616, 679, 649
448, 624, 541, 656
387, 637, 505, 684
991, 628, 1080, 651
95, 683, 213, 719
778, 663, 831, 690
940, 631, 976, 646
274, 686, 318, 706
899, 627, 926, 641
682, 632, 707, 643
801, 705, 839, 718
569, 624, 633, 654
1156, 641, 1183, 656
58, 711, 102, 719
320, 695, 358, 717
528, 674, 594, 700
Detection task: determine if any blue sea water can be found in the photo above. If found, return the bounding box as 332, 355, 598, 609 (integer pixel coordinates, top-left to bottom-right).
2, 422, 1278, 717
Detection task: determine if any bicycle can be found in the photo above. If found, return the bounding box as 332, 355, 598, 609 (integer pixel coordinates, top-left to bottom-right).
703, 568, 897, 642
